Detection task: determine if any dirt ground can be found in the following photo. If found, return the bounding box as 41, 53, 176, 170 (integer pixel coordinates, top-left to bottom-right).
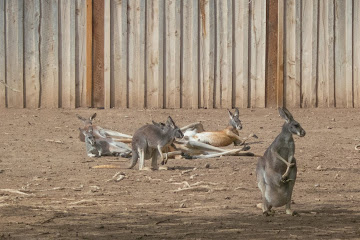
0, 108, 360, 239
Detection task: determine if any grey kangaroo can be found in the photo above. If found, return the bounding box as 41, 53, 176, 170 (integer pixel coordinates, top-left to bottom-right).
129, 116, 184, 170
80, 126, 132, 158
256, 107, 306, 216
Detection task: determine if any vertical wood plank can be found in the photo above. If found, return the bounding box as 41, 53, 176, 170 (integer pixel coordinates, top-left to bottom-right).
284, 0, 301, 108
250, 0, 266, 108
234, 0, 249, 108
104, 0, 110, 108
92, 0, 104, 108
0, 0, 6, 108
354, 0, 360, 107
335, 0, 352, 107
129, 0, 146, 108
165, 0, 181, 108
277, 0, 284, 107
265, 0, 278, 108
40, 0, 59, 108
60, 0, 76, 108
182, 0, 198, 108
6, 0, 24, 108
86, 0, 92, 107
112, 0, 128, 108
200, 0, 215, 109
301, 0, 318, 107
214, 0, 221, 108
318, 0, 335, 107
147, 0, 164, 108
217, 0, 232, 109
76, 0, 87, 107
24, 0, 40, 108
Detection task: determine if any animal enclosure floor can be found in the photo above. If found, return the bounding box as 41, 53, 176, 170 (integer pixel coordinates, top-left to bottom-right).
0, 108, 360, 239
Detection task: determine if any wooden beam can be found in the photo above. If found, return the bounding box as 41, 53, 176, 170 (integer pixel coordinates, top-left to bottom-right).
276, 0, 284, 107
265, 0, 278, 108
86, 0, 92, 107
92, 0, 104, 108
0, 0, 6, 108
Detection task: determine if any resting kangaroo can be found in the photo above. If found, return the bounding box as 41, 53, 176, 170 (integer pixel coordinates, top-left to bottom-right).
129, 116, 183, 170
256, 107, 306, 216
80, 126, 132, 158
190, 108, 256, 147
77, 113, 132, 142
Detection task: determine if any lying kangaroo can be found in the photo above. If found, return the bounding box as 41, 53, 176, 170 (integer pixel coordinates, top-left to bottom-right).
129, 116, 184, 170
77, 113, 132, 142
256, 107, 306, 216
190, 108, 256, 147
80, 126, 132, 158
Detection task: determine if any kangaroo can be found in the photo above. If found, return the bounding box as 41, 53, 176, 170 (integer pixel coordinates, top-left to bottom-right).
256, 107, 306, 216
129, 116, 184, 170
80, 126, 132, 158
77, 113, 132, 142
190, 108, 256, 147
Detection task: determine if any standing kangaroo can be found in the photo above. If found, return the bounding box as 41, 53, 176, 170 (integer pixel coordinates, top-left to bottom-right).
256, 107, 306, 216
129, 116, 184, 170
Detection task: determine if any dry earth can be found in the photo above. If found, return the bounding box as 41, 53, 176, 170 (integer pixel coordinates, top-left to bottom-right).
0, 108, 360, 239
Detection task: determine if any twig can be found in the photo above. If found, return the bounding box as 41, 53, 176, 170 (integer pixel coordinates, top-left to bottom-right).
0, 80, 21, 93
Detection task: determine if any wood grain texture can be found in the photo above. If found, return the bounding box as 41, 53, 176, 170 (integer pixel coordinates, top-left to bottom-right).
277, 0, 284, 107
234, 0, 249, 108
60, 0, 76, 108
335, 0, 352, 107
24, 0, 40, 108
0, 0, 6, 107
354, 0, 360, 107
40, 0, 59, 108
250, 0, 266, 108
301, 0, 318, 108
104, 0, 110, 108
216, 0, 232, 109
6, 0, 24, 108
182, 0, 198, 108
92, 0, 104, 108
128, 0, 146, 108
76, 0, 87, 107
112, 0, 127, 108
318, 0, 335, 107
165, 0, 181, 108
284, 0, 301, 108
86, 0, 92, 107
265, 0, 278, 108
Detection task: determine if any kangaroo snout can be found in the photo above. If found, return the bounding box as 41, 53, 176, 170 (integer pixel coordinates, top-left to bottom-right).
299, 129, 306, 137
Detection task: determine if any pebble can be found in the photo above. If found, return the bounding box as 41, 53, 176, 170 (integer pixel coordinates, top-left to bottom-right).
205, 163, 210, 169
180, 203, 186, 208
314, 184, 320, 187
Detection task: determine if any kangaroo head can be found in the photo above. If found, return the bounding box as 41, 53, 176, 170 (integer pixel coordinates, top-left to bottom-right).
228, 108, 242, 130
77, 113, 97, 126
279, 107, 306, 137
80, 126, 96, 146
165, 116, 184, 139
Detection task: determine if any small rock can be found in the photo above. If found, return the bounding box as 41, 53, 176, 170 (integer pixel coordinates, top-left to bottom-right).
327, 126, 332, 129
331, 118, 335, 121
314, 184, 320, 187
335, 173, 339, 179
205, 163, 210, 169
316, 165, 322, 171
180, 203, 186, 208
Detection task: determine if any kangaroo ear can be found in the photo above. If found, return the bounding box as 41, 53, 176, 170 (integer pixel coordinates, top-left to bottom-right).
228, 109, 234, 119
278, 107, 292, 123
282, 107, 294, 120
77, 114, 87, 122
90, 113, 97, 121
234, 108, 239, 117
166, 116, 175, 128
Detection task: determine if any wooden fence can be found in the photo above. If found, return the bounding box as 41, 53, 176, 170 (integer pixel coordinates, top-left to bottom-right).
0, 0, 359, 109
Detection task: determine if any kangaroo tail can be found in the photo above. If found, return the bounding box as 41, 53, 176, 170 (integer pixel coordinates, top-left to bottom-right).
128, 150, 138, 169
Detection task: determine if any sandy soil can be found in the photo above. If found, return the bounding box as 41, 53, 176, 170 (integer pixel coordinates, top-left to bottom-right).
0, 108, 360, 240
